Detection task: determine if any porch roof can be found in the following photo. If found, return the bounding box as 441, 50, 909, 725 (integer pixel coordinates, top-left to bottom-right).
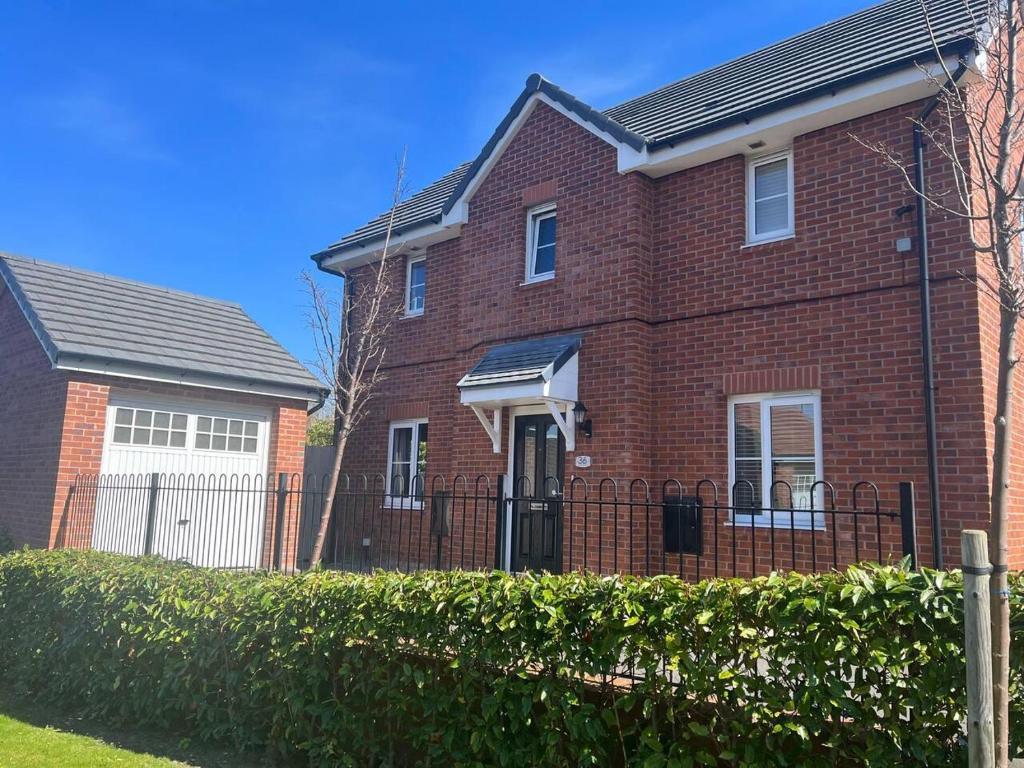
458, 334, 581, 389
458, 335, 582, 453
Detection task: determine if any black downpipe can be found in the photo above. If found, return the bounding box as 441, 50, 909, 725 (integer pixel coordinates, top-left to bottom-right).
332, 271, 354, 440
913, 60, 968, 569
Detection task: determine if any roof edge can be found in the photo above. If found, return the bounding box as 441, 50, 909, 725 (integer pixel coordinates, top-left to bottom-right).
645, 37, 976, 151
54, 352, 329, 404
440, 75, 645, 218
457, 332, 583, 389
548, 333, 582, 377
0, 255, 60, 366
310, 212, 444, 264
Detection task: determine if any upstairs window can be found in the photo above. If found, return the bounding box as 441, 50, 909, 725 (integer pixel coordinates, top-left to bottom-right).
387, 419, 428, 503
526, 203, 556, 282
747, 151, 794, 243
405, 255, 425, 316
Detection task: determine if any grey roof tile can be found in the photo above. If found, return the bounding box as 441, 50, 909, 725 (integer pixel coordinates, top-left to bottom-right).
316, 0, 981, 260
604, 0, 980, 145
460, 334, 582, 388
0, 253, 324, 399
316, 162, 472, 255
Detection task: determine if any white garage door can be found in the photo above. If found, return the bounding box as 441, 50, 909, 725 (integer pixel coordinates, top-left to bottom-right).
92, 394, 271, 569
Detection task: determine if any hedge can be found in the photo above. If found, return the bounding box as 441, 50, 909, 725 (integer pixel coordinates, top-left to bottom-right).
0, 549, 1021, 767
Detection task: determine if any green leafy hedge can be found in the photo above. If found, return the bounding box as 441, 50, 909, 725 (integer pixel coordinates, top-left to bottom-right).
0, 549, 1020, 767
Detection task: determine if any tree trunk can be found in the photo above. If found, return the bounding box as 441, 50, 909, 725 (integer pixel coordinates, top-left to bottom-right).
309, 415, 352, 566
990, 302, 1016, 768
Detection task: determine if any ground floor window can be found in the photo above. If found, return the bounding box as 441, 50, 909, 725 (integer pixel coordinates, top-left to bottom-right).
387, 419, 428, 502
728, 392, 822, 524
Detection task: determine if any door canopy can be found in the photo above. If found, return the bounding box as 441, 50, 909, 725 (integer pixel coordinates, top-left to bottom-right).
458, 334, 581, 453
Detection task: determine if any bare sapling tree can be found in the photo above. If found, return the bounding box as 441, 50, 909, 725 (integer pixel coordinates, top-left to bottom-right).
303, 150, 408, 565
857, 2, 1023, 763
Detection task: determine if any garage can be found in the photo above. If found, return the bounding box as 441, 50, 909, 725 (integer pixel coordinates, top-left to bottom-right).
0, 253, 325, 566
91, 394, 272, 568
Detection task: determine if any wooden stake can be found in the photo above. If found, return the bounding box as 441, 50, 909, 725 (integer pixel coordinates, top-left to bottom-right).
962, 529, 995, 767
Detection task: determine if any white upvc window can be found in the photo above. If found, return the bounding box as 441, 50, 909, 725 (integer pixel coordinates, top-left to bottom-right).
525, 203, 556, 282
405, 255, 425, 316
386, 419, 428, 504
728, 391, 823, 528
746, 150, 794, 243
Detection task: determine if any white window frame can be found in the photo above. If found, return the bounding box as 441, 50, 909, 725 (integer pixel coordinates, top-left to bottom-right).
386, 418, 428, 507
111, 406, 190, 449
525, 202, 557, 283
746, 150, 795, 244
193, 415, 261, 455
727, 391, 823, 530
404, 255, 426, 317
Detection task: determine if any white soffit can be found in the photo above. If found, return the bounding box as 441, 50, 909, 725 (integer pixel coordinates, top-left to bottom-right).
623, 56, 973, 177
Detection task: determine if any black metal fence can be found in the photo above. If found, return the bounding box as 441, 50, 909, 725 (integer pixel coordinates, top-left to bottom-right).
55, 472, 919, 578
57, 473, 307, 571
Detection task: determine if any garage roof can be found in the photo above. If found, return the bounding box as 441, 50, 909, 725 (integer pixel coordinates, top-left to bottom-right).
0, 253, 326, 403
315, 0, 981, 261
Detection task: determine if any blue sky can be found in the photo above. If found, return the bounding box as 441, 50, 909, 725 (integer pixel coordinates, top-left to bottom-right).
0, 0, 869, 370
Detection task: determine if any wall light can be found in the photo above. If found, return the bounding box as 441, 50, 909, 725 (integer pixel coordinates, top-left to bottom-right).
573, 401, 592, 439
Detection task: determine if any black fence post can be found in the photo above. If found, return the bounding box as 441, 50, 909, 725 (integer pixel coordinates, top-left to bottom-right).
273, 472, 288, 571
143, 473, 160, 556
494, 474, 506, 570
899, 481, 918, 570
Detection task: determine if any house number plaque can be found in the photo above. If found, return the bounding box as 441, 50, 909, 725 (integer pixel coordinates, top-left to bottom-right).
574, 455, 592, 468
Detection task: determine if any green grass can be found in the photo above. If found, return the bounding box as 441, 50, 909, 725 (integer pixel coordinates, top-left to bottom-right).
0, 712, 188, 767
0, 691, 270, 768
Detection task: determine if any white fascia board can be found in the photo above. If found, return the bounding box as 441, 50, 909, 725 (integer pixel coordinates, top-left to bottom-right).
319, 93, 645, 277
321, 58, 976, 275
458, 353, 578, 407
317, 216, 466, 275
542, 353, 578, 403
53, 359, 323, 406
620, 55, 973, 178
443, 93, 646, 220
459, 381, 544, 407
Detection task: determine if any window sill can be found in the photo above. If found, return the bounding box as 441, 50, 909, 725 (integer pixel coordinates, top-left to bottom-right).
402, 310, 424, 320
724, 516, 824, 532
382, 500, 424, 511
742, 233, 795, 249
520, 274, 555, 287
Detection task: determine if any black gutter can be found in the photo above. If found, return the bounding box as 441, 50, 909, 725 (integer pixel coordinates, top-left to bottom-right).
913, 58, 970, 569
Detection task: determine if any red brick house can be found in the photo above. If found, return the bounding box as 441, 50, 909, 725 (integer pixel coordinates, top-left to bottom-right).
0, 253, 324, 563
312, 0, 1013, 573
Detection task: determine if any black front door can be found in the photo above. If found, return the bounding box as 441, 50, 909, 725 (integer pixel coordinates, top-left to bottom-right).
511, 414, 564, 573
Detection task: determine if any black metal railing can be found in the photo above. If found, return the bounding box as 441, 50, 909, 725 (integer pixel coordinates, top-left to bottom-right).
514, 476, 915, 578
55, 472, 920, 579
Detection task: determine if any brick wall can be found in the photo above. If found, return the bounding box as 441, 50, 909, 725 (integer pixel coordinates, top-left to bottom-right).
0, 289, 68, 547
337, 98, 992, 571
